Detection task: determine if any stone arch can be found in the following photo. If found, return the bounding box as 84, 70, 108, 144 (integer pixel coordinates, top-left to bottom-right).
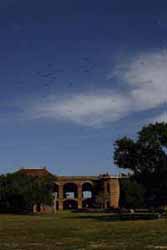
63, 183, 78, 199
63, 199, 78, 210
82, 198, 94, 208
82, 182, 94, 208
82, 182, 93, 199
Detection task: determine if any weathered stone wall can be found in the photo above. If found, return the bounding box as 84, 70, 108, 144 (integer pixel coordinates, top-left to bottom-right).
32, 173, 121, 213
110, 178, 120, 208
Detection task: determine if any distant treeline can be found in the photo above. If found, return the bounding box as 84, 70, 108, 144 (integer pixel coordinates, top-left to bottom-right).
0, 172, 54, 213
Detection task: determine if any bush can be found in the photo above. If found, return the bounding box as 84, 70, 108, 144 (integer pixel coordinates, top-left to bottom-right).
108, 213, 160, 221
120, 179, 145, 209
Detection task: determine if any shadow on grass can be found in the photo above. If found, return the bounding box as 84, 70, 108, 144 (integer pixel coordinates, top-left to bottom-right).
65, 213, 161, 222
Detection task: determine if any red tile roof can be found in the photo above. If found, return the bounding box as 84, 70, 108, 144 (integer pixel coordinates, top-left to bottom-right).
18, 168, 53, 177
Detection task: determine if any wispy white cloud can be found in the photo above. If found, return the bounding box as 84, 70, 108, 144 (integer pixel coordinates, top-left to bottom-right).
119, 49, 167, 111
29, 49, 167, 127
31, 91, 132, 127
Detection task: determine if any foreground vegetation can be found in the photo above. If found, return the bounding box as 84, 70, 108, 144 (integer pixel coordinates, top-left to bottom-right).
0, 171, 54, 213
0, 212, 167, 250
115, 122, 167, 208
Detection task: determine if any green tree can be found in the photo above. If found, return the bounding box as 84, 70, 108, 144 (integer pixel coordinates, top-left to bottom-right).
120, 179, 145, 208
0, 172, 54, 213
114, 122, 167, 208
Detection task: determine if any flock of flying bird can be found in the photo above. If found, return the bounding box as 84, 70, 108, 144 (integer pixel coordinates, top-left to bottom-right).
33, 57, 96, 95
8, 12, 164, 100
13, 55, 97, 100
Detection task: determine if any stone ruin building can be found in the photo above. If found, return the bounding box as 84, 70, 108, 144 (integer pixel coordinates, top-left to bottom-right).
20, 167, 120, 213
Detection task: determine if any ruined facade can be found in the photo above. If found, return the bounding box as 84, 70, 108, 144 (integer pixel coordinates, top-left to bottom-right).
21, 168, 120, 212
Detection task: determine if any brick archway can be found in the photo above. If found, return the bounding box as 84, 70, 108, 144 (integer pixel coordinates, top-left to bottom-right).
19, 168, 121, 213
63, 183, 78, 199
63, 199, 78, 210
82, 182, 93, 198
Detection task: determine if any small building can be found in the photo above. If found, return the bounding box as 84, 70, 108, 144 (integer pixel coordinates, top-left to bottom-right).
20, 167, 120, 212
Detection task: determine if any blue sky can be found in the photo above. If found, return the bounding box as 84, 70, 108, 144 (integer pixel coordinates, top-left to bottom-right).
0, 0, 167, 175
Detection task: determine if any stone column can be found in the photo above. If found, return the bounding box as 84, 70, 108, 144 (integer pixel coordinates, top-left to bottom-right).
33, 204, 37, 213
110, 178, 120, 208
53, 193, 57, 213
58, 184, 64, 211
108, 180, 112, 208
104, 181, 109, 208
77, 183, 82, 209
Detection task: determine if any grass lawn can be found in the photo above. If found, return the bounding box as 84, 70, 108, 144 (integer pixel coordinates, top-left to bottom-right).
0, 212, 167, 250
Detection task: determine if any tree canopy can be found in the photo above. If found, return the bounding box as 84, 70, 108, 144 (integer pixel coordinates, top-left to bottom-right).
114, 122, 167, 207
0, 172, 55, 213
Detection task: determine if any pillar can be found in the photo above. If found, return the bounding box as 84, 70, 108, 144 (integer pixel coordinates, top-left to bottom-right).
104, 181, 109, 208
53, 193, 57, 213
77, 183, 82, 209
58, 184, 64, 210
110, 178, 120, 208
108, 180, 112, 208
33, 204, 37, 213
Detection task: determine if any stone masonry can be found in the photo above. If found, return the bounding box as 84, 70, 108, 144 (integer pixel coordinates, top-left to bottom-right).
20, 168, 120, 212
